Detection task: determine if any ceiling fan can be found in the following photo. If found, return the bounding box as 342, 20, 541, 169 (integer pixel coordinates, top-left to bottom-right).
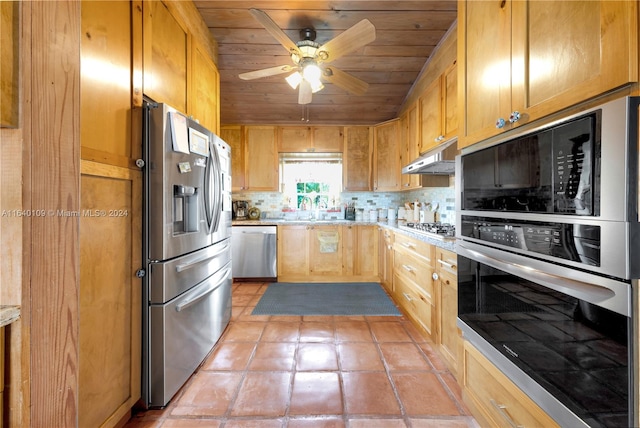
239, 9, 376, 105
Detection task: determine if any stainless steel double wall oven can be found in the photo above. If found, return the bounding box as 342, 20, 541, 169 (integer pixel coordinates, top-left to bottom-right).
456, 96, 639, 427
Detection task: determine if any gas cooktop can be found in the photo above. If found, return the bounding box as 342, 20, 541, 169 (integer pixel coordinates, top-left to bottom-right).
399, 222, 456, 240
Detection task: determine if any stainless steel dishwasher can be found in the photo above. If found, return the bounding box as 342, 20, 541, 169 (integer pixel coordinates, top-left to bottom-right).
231, 225, 277, 280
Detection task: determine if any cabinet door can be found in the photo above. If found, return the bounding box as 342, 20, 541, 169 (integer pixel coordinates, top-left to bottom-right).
442, 62, 458, 140
278, 126, 311, 152
309, 225, 343, 275
373, 120, 401, 191
189, 41, 219, 134
343, 126, 372, 191
459, 0, 512, 145
220, 126, 245, 191
419, 77, 443, 154
143, 0, 188, 113
312, 126, 343, 152
277, 225, 309, 277
520, 1, 637, 118
244, 126, 278, 191
354, 225, 378, 277
401, 104, 421, 189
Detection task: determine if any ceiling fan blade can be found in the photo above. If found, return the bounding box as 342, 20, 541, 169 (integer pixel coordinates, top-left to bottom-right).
249, 9, 301, 56
298, 80, 312, 105
317, 19, 376, 63
239, 65, 294, 80
323, 66, 369, 95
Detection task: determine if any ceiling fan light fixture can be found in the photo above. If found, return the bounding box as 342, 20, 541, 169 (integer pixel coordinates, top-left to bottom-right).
302, 63, 322, 84
285, 72, 302, 89
310, 80, 324, 93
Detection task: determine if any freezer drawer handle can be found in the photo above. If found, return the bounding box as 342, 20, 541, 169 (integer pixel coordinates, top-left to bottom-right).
175, 242, 230, 273
176, 267, 231, 312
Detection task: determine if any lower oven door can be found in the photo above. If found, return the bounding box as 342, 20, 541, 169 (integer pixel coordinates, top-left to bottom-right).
457, 242, 632, 428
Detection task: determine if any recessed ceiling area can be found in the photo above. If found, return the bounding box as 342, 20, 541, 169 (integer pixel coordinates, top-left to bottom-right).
193, 1, 457, 125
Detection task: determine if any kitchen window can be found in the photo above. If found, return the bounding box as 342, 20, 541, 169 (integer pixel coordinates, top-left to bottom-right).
280, 153, 342, 209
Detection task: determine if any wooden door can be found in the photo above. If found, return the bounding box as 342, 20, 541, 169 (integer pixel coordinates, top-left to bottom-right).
142, 0, 188, 113
354, 225, 378, 277
309, 225, 343, 275
278, 126, 311, 152
277, 225, 309, 277
459, 0, 512, 145
343, 126, 372, 191
80, 3, 142, 427
520, 1, 638, 119
442, 62, 458, 140
401, 103, 421, 189
220, 126, 245, 191
244, 126, 278, 191
312, 126, 343, 152
418, 77, 443, 153
373, 120, 401, 192
189, 41, 219, 133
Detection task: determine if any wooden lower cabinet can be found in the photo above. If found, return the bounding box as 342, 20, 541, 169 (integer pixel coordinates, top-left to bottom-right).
434, 247, 461, 377
392, 233, 435, 338
463, 341, 560, 428
378, 226, 394, 293
277, 224, 378, 282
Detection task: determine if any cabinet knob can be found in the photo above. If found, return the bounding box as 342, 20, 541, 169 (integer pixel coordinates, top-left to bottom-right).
432, 272, 439, 281
495, 118, 506, 129
434, 135, 445, 143
509, 111, 521, 123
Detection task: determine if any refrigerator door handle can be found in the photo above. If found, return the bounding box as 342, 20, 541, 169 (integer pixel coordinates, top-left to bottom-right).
204, 141, 223, 234
175, 241, 230, 272
175, 264, 231, 312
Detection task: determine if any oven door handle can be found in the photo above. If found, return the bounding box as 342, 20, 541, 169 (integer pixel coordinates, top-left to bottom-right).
458, 243, 622, 308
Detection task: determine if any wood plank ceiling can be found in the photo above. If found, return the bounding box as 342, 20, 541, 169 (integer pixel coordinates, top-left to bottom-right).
194, 1, 457, 125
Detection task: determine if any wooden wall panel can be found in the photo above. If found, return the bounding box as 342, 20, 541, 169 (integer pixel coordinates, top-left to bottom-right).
0, 1, 19, 128
27, 1, 81, 426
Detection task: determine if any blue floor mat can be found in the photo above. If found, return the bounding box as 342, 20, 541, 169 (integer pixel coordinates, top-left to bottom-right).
251, 282, 401, 316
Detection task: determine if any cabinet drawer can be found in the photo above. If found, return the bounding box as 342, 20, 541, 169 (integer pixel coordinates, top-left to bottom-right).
394, 233, 433, 265
463, 342, 559, 428
394, 246, 433, 299
435, 247, 457, 276
394, 273, 432, 335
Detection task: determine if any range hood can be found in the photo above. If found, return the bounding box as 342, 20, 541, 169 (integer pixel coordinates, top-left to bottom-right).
402, 138, 458, 175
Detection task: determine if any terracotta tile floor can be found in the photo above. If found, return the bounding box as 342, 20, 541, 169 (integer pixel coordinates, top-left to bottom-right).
125, 282, 479, 428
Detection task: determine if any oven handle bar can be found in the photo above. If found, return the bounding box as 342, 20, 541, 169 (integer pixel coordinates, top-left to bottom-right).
458, 242, 631, 317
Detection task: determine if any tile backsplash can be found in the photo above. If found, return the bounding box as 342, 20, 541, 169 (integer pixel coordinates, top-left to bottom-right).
233, 176, 456, 224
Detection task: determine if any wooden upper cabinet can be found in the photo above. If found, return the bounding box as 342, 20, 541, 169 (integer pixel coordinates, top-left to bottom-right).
81, 0, 135, 168
343, 126, 372, 191
312, 126, 343, 152
189, 41, 220, 134
400, 104, 421, 190
373, 120, 401, 192
459, 0, 638, 147
278, 126, 311, 152
442, 62, 458, 140
277, 126, 343, 152
419, 77, 443, 154
220, 126, 245, 191
143, 0, 188, 113
244, 126, 278, 191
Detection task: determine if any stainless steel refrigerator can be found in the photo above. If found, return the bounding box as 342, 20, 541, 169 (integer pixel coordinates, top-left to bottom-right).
141, 101, 232, 408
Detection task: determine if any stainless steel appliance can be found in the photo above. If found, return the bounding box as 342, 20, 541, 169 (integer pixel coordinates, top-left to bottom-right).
456, 96, 639, 427
399, 222, 456, 240
231, 225, 277, 280
141, 101, 232, 408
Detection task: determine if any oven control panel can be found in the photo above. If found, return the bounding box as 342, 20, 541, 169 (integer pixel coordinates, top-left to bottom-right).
461, 216, 601, 266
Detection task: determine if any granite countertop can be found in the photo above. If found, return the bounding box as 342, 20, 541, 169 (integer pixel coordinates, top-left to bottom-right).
232, 219, 457, 252
0, 305, 20, 328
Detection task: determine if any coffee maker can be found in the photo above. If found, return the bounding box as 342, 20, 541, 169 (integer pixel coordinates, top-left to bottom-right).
232, 200, 249, 220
